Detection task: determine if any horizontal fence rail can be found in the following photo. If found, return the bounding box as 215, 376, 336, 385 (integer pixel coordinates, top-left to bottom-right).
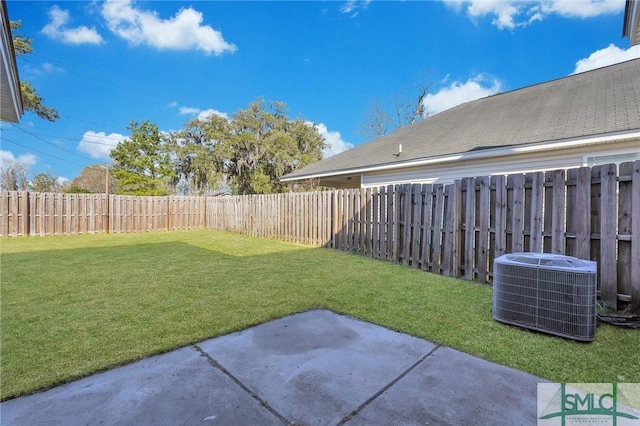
2, 161, 639, 311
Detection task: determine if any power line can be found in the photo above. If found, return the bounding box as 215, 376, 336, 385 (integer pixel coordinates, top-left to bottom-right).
1, 138, 86, 167
10, 124, 96, 161
60, 115, 129, 133
3, 128, 124, 146
27, 51, 172, 104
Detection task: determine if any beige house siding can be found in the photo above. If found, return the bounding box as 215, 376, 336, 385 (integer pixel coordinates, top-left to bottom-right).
361, 139, 640, 188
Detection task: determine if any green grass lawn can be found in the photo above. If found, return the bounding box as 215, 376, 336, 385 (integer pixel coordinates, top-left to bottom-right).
1, 230, 638, 400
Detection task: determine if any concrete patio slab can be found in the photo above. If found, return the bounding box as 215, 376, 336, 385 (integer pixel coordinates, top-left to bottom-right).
198, 309, 435, 425
349, 346, 543, 425
0, 309, 545, 426
0, 346, 284, 426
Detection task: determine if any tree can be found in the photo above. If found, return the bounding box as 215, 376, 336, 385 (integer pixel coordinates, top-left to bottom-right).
360, 82, 432, 138
69, 165, 115, 194
172, 99, 326, 195
28, 172, 60, 192
11, 20, 59, 121
167, 113, 229, 195
220, 100, 326, 194
0, 159, 28, 190
110, 120, 175, 196
65, 185, 91, 194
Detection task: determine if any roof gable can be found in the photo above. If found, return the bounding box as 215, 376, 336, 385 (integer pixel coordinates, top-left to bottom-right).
285, 59, 640, 181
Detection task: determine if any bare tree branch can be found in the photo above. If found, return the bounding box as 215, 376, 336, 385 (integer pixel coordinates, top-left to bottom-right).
360, 81, 433, 138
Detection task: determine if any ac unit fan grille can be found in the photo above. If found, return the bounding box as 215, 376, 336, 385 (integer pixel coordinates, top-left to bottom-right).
493, 253, 597, 341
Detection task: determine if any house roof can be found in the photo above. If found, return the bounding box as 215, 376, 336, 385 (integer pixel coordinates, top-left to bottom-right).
283, 58, 640, 183
0, 0, 22, 123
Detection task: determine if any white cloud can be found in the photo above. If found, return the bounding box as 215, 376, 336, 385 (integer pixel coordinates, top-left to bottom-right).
42, 6, 104, 45
24, 62, 65, 78
101, 0, 237, 55
178, 106, 201, 115
41, 62, 65, 73
573, 44, 640, 74
340, 0, 372, 17
340, 1, 357, 14
540, 0, 623, 18
0, 151, 38, 167
197, 109, 229, 121
444, 0, 624, 29
422, 75, 503, 115
77, 131, 126, 159
175, 105, 229, 120
314, 123, 354, 158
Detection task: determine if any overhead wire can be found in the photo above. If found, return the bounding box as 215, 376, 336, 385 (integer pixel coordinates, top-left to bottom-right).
9, 49, 190, 176
3, 127, 123, 146
26, 51, 173, 104
10, 123, 96, 161
1, 138, 87, 167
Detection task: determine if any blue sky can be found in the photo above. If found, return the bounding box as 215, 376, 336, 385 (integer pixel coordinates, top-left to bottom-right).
1, 0, 639, 185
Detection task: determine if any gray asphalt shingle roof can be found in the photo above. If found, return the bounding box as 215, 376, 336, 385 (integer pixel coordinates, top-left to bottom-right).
285, 58, 640, 180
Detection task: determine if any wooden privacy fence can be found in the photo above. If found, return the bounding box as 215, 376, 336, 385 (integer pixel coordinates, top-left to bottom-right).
2, 162, 639, 310
206, 191, 334, 246
0, 193, 206, 236
207, 161, 640, 312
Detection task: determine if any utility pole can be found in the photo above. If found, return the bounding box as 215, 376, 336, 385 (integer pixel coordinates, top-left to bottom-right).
100, 165, 110, 234
105, 165, 109, 195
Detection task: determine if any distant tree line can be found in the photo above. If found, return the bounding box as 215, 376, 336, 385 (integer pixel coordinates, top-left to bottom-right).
109, 99, 326, 196
2, 99, 327, 196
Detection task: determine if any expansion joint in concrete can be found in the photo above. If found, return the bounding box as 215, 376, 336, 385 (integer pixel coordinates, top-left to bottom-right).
337, 343, 442, 425
192, 344, 292, 425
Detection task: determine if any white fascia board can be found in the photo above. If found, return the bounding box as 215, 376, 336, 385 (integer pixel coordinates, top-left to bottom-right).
0, 3, 23, 121
280, 130, 640, 182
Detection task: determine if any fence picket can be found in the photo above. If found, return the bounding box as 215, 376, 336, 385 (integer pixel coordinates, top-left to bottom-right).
630, 161, 640, 312
510, 174, 525, 253
420, 184, 433, 271
529, 172, 544, 253
492, 175, 507, 261
600, 163, 618, 310
463, 178, 476, 280
432, 184, 445, 274
477, 177, 490, 283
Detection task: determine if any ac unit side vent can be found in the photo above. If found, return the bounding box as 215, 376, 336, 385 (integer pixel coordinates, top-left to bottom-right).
492, 252, 597, 342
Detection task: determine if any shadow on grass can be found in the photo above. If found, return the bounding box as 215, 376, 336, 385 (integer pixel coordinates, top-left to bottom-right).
0, 241, 346, 400
2, 238, 639, 400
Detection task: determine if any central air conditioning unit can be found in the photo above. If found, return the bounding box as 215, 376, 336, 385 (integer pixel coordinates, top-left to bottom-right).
492, 252, 597, 341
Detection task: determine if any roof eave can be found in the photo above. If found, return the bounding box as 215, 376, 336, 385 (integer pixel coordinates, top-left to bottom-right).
0, 0, 23, 123
281, 129, 640, 183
